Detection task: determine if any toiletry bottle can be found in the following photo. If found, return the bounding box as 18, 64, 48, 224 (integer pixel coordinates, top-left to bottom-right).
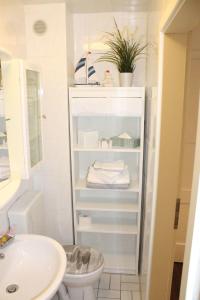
102, 70, 114, 87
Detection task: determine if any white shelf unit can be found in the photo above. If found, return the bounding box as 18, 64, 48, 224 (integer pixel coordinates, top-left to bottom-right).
69, 87, 145, 274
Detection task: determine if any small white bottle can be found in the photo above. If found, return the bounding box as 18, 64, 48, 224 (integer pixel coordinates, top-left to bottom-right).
102, 70, 114, 87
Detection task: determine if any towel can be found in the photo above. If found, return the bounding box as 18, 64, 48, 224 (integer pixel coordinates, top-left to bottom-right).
87, 165, 130, 185
93, 160, 125, 172
86, 182, 130, 189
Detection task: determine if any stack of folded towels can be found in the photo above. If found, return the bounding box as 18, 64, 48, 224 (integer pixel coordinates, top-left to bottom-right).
0, 156, 10, 181
87, 160, 130, 189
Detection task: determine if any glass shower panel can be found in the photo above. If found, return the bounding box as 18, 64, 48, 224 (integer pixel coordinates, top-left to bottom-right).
26, 70, 42, 167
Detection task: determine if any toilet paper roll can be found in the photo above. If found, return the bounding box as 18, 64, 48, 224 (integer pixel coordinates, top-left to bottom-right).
79, 215, 91, 227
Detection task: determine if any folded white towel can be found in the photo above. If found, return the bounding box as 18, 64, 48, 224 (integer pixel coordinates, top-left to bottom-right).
93, 160, 125, 172
87, 165, 130, 185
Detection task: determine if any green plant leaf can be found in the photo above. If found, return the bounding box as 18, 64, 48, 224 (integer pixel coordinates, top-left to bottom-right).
97, 18, 147, 73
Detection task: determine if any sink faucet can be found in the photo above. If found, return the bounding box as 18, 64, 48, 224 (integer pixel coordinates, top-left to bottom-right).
0, 230, 15, 248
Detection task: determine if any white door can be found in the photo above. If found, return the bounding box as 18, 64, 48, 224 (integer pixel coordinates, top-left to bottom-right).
180, 93, 200, 300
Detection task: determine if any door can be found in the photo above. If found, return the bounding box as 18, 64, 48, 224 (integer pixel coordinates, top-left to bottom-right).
179, 92, 200, 300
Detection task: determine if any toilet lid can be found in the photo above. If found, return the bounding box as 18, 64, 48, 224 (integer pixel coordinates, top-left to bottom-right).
63, 245, 104, 274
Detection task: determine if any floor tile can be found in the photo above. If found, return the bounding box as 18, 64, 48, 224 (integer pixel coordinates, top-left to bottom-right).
98, 299, 119, 300
132, 291, 141, 300
121, 282, 140, 292
94, 279, 99, 289
121, 275, 139, 283
98, 289, 120, 299
121, 290, 132, 300
110, 274, 121, 290
94, 289, 98, 297
99, 273, 110, 290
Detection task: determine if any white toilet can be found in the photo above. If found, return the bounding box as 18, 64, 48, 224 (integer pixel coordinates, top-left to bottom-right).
59, 245, 104, 300
8, 191, 104, 300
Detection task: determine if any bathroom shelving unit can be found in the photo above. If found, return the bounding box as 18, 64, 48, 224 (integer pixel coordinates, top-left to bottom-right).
69, 87, 145, 274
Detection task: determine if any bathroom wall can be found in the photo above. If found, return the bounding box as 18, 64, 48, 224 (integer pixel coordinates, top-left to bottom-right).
73, 12, 148, 86
0, 0, 27, 232
24, 2, 73, 244
0, 0, 26, 58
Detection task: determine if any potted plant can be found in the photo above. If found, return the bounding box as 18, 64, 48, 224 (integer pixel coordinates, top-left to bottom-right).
98, 20, 147, 87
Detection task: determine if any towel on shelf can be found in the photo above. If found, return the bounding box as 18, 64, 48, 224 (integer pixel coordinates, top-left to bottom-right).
86, 159, 130, 189
87, 165, 130, 185
93, 160, 125, 172
86, 182, 130, 189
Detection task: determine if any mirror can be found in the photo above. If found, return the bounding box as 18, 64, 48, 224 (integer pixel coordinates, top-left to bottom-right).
26, 69, 42, 168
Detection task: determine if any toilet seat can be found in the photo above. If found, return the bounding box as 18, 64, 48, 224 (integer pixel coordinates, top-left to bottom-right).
61, 245, 104, 300
63, 245, 104, 275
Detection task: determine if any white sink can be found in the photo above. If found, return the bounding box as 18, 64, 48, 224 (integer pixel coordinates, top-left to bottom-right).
0, 234, 66, 300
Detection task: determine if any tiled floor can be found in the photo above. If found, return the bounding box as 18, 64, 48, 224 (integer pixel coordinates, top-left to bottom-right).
94, 273, 141, 300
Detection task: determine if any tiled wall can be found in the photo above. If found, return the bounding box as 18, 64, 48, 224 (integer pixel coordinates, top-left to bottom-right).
73, 12, 148, 86
0, 0, 26, 232
24, 3, 73, 244
0, 1, 26, 58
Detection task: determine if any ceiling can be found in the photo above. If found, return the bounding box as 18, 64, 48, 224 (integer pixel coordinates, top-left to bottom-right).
67, 0, 150, 13
22, 0, 158, 13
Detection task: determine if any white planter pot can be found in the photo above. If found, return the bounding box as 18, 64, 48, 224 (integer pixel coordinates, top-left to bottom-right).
119, 72, 133, 87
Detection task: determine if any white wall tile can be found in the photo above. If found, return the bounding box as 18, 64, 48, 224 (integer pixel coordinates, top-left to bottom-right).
0, 1, 26, 58
73, 12, 147, 86
24, 3, 73, 244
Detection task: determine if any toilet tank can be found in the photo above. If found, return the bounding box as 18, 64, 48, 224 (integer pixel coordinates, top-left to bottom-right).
8, 191, 45, 235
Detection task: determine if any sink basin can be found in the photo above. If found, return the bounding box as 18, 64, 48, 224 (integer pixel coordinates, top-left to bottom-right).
0, 234, 66, 300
